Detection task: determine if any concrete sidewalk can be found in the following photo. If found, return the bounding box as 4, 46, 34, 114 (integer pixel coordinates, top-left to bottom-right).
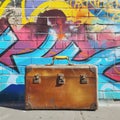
0, 101, 120, 120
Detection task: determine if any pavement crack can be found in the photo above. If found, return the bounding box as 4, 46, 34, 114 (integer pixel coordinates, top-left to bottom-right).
80, 112, 86, 120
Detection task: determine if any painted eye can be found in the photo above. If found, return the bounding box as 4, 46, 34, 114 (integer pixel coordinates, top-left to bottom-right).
104, 64, 120, 82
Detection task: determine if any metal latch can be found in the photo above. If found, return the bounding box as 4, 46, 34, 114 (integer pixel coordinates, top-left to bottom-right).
80, 74, 88, 84
33, 74, 41, 84
57, 73, 65, 85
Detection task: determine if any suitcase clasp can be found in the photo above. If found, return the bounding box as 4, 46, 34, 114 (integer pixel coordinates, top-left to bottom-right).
80, 74, 88, 84
57, 73, 65, 85
33, 74, 41, 84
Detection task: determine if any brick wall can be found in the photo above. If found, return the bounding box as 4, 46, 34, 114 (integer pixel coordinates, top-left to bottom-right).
0, 0, 120, 102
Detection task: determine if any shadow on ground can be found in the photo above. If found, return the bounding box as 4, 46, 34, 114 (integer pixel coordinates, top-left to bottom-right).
0, 84, 25, 110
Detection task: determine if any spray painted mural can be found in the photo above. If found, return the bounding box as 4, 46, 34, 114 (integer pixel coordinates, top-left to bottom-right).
0, 0, 120, 101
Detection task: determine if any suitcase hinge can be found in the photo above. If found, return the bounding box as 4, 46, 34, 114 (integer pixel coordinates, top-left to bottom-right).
80, 74, 88, 84
33, 74, 41, 84
57, 73, 65, 85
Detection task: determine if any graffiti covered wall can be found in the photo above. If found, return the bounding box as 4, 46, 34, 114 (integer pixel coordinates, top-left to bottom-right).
0, 0, 120, 101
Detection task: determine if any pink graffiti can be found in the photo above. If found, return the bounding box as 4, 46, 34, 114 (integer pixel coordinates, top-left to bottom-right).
104, 65, 120, 82
0, 18, 47, 68
0, 10, 68, 68
0, 18, 9, 34
0, 9, 120, 78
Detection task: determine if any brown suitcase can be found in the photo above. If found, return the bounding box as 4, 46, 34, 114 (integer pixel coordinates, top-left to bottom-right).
25, 56, 98, 110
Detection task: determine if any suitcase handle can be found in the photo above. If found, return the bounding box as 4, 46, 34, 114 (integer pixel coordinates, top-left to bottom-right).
51, 56, 71, 65
53, 56, 69, 60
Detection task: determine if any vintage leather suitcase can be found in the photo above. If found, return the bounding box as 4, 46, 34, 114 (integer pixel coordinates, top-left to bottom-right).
25, 56, 98, 110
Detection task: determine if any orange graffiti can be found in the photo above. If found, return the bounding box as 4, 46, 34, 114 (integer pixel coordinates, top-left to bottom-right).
57, 18, 65, 40
113, 65, 120, 74
49, 51, 57, 55
18, 48, 33, 54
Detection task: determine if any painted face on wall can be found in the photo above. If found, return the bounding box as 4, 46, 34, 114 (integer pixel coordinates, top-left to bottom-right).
36, 9, 67, 40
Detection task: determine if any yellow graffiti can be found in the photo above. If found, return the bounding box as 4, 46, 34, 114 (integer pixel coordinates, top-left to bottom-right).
20, 0, 120, 24
22, 1, 73, 24
21, 0, 94, 24
73, 8, 94, 24
0, 0, 11, 16
31, 1, 72, 22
